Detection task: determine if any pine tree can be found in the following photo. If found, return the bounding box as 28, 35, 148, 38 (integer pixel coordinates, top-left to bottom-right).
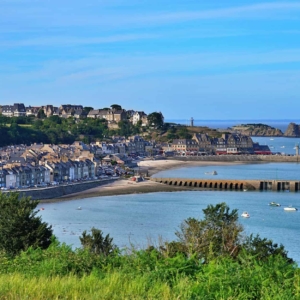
80, 227, 117, 256
0, 192, 53, 256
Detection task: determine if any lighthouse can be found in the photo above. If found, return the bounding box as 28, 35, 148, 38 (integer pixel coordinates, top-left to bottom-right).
190, 117, 194, 127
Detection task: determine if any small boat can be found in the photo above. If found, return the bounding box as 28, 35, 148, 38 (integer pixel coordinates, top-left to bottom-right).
243, 189, 248, 192
205, 171, 218, 175
241, 211, 250, 218
270, 138, 274, 140
281, 146, 285, 148
76, 206, 82, 210
269, 202, 280, 207
284, 206, 297, 211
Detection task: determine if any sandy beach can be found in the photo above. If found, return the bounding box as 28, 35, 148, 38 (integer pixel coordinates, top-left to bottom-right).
45, 160, 240, 202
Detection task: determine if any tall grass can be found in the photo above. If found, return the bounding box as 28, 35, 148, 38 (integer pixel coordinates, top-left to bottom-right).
0, 242, 299, 299
0, 257, 299, 299
0, 273, 192, 300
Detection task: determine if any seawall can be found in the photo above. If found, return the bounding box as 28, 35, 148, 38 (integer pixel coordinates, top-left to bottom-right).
151, 177, 300, 192
167, 155, 300, 163
5, 179, 117, 200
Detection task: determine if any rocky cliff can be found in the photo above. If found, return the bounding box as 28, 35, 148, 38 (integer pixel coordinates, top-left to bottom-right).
229, 124, 283, 136
284, 123, 300, 137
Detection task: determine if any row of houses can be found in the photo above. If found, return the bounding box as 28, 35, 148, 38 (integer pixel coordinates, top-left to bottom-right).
0, 135, 158, 188
0, 103, 163, 127
170, 133, 271, 155
0, 159, 96, 188
0, 136, 156, 166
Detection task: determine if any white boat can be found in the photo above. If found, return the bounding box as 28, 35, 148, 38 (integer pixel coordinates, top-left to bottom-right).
243, 189, 248, 192
241, 211, 250, 218
76, 206, 82, 210
205, 171, 218, 175
270, 138, 274, 140
281, 146, 285, 148
269, 202, 280, 207
284, 206, 297, 211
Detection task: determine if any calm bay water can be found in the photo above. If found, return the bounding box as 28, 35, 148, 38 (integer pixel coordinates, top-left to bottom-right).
39, 159, 300, 264
38, 128, 300, 264
252, 137, 300, 155
152, 161, 300, 181
39, 190, 300, 263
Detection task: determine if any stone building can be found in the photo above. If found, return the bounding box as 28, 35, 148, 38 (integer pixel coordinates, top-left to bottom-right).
172, 139, 199, 154
2, 103, 26, 117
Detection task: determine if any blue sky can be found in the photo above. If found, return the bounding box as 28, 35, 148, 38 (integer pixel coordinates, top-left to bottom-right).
1, 1, 300, 120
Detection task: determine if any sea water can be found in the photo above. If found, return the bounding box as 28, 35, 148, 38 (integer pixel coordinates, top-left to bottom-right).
39, 161, 300, 264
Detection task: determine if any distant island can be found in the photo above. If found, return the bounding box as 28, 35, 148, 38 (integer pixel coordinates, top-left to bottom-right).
228, 122, 300, 137
284, 123, 300, 137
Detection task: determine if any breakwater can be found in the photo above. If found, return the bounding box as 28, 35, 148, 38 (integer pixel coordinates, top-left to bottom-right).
150, 177, 300, 192
4, 179, 117, 200
167, 155, 300, 163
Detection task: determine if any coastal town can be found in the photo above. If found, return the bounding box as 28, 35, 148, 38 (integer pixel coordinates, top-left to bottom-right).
0, 102, 290, 191
2, 2, 300, 298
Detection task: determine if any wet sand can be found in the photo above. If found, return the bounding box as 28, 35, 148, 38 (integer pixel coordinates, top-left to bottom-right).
43, 160, 239, 202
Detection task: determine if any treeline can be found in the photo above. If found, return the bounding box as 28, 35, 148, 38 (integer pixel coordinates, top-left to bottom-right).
0, 115, 143, 146
0, 193, 299, 299
0, 114, 196, 147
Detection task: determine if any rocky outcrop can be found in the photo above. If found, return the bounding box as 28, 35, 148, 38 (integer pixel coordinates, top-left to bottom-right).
284, 123, 300, 137
229, 124, 283, 136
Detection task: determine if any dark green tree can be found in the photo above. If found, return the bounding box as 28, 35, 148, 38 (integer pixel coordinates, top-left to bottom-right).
118, 120, 132, 137
37, 109, 46, 119
83, 106, 94, 113
242, 234, 293, 263
170, 203, 243, 261
79, 227, 117, 256
111, 104, 122, 110
0, 193, 53, 256
178, 127, 192, 139
147, 112, 164, 129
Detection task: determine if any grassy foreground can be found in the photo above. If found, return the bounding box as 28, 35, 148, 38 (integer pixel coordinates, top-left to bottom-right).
1, 197, 299, 299
1, 267, 299, 299
0, 242, 299, 299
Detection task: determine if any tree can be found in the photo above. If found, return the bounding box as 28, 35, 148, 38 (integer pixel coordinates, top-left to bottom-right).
164, 202, 293, 264
0, 193, 53, 256
147, 112, 164, 129
242, 234, 293, 263
37, 109, 46, 119
79, 227, 117, 256
118, 120, 132, 137
178, 127, 192, 139
171, 203, 243, 261
83, 106, 94, 113
111, 104, 122, 110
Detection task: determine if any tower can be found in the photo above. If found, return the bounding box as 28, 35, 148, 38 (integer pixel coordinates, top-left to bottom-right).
295, 144, 299, 156
190, 117, 194, 127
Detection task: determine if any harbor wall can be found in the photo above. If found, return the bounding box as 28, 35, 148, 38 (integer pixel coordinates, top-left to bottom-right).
3, 179, 116, 200
168, 155, 300, 163
150, 178, 300, 192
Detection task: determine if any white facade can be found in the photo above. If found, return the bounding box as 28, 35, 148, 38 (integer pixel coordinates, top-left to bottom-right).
6, 173, 16, 188
132, 112, 142, 125
69, 165, 75, 180
44, 169, 51, 183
